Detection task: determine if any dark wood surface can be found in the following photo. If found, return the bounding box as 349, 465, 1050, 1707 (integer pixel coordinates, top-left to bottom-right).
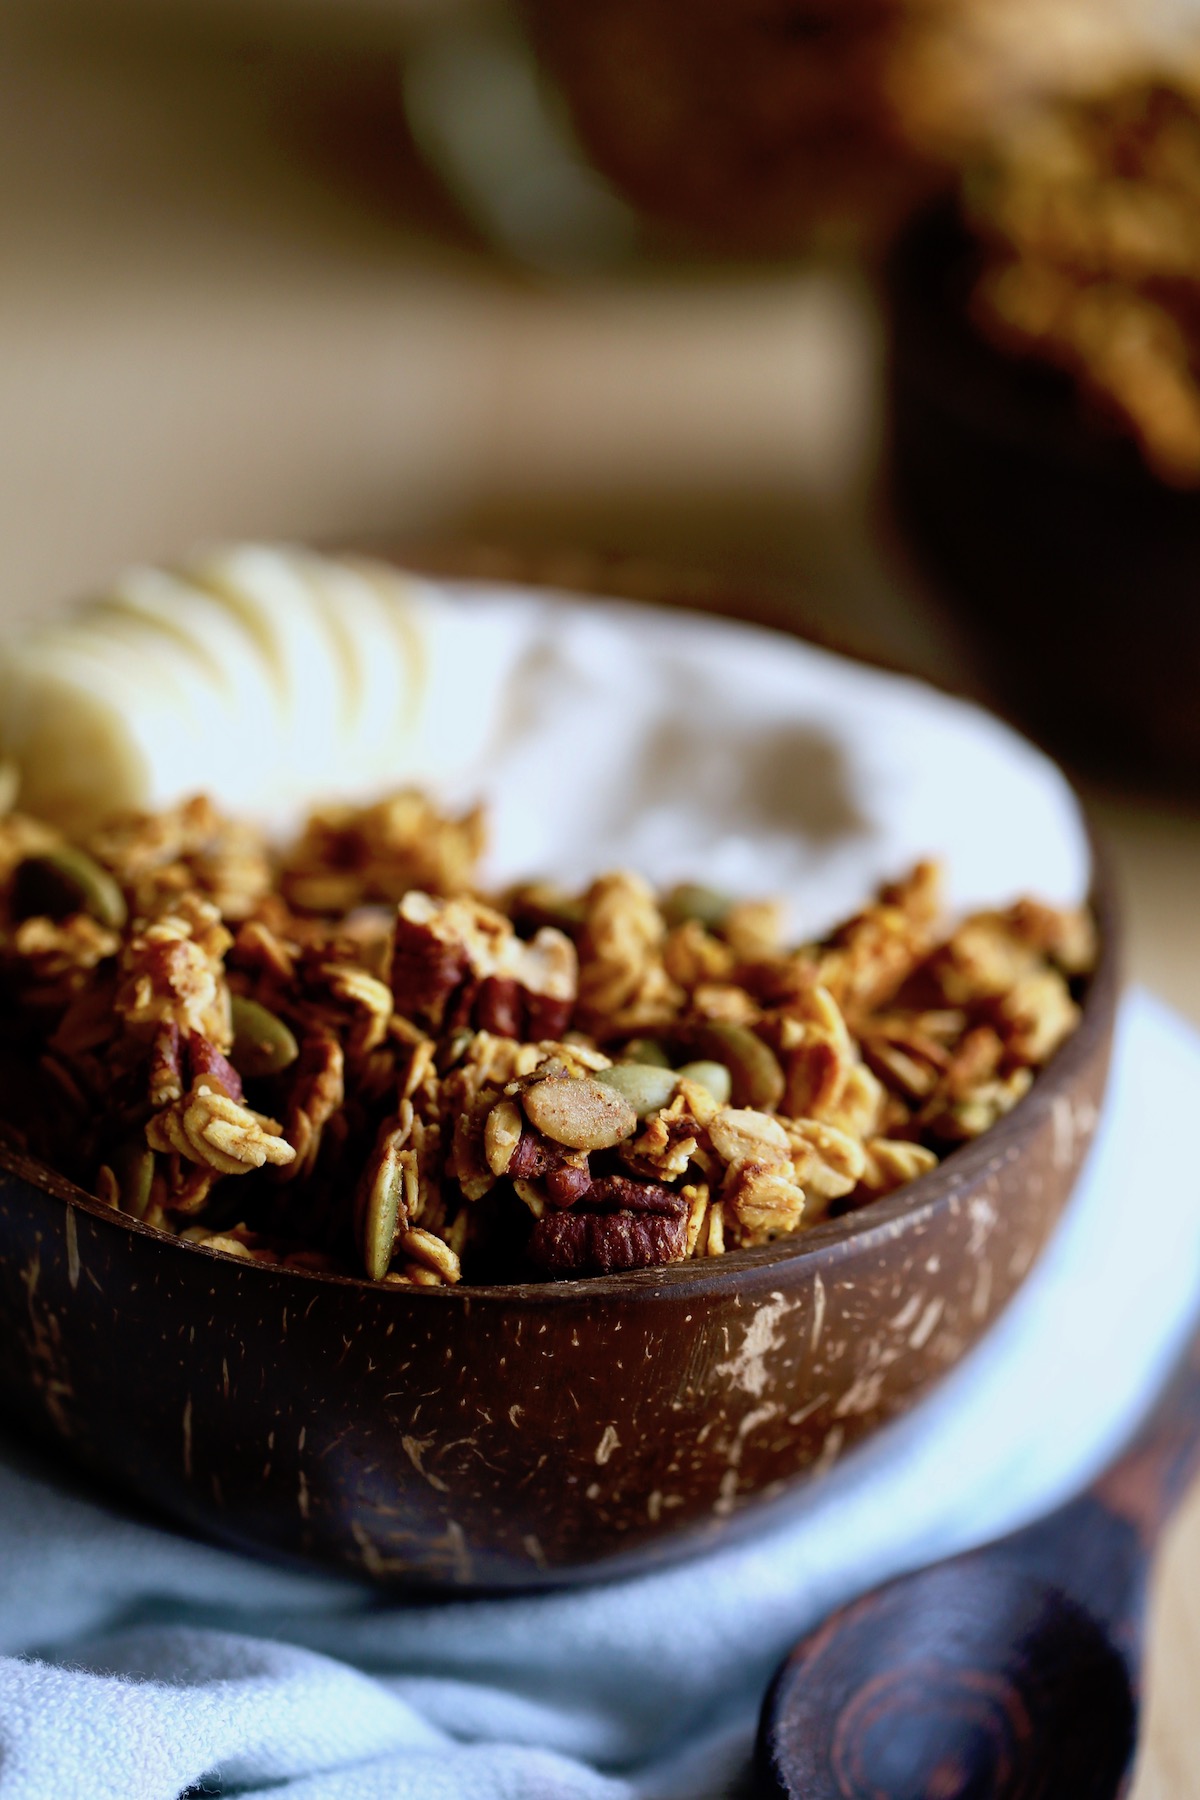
758, 1286, 1200, 1798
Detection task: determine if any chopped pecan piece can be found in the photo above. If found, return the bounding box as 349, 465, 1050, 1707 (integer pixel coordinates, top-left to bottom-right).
527, 1207, 688, 1277
582, 1175, 686, 1216
391, 891, 577, 1039
391, 911, 471, 1021
476, 975, 522, 1038
545, 1162, 593, 1208
505, 1127, 592, 1207
187, 1031, 243, 1103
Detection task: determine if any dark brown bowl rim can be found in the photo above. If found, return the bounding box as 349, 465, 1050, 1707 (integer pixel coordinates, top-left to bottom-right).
0, 839, 1117, 1310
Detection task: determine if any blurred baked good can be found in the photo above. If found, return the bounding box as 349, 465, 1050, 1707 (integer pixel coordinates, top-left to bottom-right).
517, 0, 1187, 248
887, 68, 1200, 784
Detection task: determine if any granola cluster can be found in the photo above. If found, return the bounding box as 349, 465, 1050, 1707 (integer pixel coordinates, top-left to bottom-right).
965, 76, 1200, 486
0, 791, 1095, 1285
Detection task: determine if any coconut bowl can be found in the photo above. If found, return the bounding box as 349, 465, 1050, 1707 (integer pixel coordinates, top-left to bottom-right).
0, 561, 1118, 1591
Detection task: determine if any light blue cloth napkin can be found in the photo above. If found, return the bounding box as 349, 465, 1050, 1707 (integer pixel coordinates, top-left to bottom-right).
0, 987, 1196, 1800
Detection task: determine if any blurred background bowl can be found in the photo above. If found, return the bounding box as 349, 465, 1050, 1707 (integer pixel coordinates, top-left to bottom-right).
886, 200, 1200, 793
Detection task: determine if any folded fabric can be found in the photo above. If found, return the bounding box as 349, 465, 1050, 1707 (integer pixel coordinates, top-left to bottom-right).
0, 988, 1196, 1800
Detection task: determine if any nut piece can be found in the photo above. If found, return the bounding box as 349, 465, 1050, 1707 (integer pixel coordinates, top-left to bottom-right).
104, 1139, 155, 1219
522, 1074, 638, 1151
188, 1031, 244, 1103
230, 994, 300, 1078
527, 1207, 687, 1277
585, 1175, 686, 1215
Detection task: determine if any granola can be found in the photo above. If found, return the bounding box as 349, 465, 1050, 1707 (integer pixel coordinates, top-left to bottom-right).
0, 789, 1095, 1284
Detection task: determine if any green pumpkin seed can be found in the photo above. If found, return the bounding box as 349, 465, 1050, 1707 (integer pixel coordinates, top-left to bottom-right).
662, 883, 731, 931
691, 1023, 784, 1110
523, 1075, 638, 1151
231, 995, 299, 1078
508, 883, 587, 934
675, 1060, 733, 1105
619, 1038, 672, 1068
363, 1150, 405, 1282
596, 1062, 679, 1117
114, 1140, 155, 1219
436, 1027, 475, 1073
14, 846, 127, 929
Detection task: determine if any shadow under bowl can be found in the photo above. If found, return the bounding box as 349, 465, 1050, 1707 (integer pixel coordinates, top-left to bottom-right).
0, 876, 1116, 1591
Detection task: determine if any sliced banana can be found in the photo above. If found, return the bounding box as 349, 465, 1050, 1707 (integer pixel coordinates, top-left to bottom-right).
36, 614, 228, 771
0, 544, 464, 831
179, 543, 353, 802
345, 557, 528, 781
0, 637, 197, 830
96, 563, 289, 804
286, 548, 427, 791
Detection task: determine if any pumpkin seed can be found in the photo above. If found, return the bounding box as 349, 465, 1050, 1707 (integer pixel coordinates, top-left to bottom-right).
676, 1059, 733, 1105
114, 1140, 155, 1219
690, 1023, 784, 1110
620, 1038, 672, 1068
436, 1026, 475, 1073
523, 1074, 638, 1151
662, 883, 731, 931
231, 995, 299, 1078
363, 1148, 405, 1282
508, 882, 587, 934
14, 846, 127, 929
596, 1062, 679, 1117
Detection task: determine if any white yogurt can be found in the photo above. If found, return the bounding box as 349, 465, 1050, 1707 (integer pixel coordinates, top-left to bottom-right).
416, 581, 1090, 929
0, 547, 1090, 922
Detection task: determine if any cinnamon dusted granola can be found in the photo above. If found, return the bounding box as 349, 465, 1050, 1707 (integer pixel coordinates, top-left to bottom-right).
0, 791, 1095, 1284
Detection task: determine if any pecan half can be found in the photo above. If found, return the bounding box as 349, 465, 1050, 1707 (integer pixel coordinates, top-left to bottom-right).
391, 913, 471, 1021
527, 1206, 688, 1277
506, 1126, 592, 1207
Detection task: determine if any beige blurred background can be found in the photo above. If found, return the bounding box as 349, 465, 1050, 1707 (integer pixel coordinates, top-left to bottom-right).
1, 5, 1198, 1788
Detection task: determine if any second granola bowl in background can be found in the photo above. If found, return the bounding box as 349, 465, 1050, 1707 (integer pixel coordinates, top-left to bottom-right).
0, 558, 1117, 1589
